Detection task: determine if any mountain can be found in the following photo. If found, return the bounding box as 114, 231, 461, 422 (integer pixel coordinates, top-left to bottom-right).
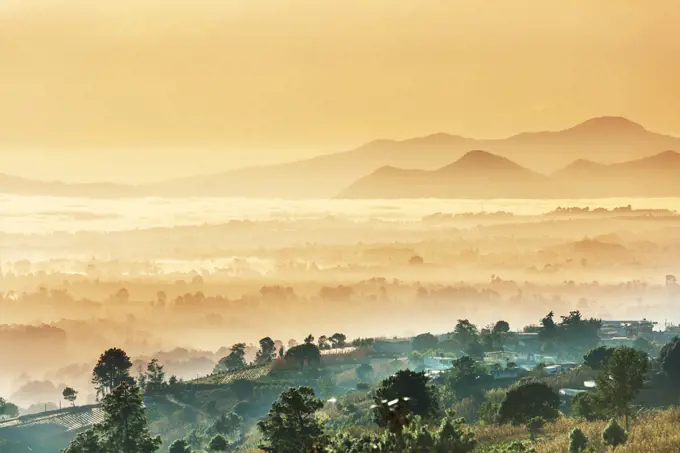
2, 116, 679, 199
338, 151, 554, 199
339, 150, 680, 199
0, 174, 139, 198
145, 116, 680, 198
553, 150, 680, 198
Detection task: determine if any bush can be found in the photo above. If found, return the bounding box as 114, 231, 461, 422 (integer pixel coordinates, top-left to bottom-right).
569, 427, 589, 453
526, 416, 545, 440
602, 418, 627, 449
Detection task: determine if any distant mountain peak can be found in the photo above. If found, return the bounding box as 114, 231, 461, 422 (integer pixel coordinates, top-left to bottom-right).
445, 150, 516, 169
569, 116, 646, 134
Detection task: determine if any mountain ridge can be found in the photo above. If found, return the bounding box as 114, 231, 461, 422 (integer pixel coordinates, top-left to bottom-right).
2, 116, 680, 198
339, 150, 680, 199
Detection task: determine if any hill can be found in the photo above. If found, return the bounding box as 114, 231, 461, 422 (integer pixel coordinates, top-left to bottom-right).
145, 116, 680, 198
1, 117, 679, 198
338, 150, 680, 199
338, 151, 554, 199
553, 150, 680, 198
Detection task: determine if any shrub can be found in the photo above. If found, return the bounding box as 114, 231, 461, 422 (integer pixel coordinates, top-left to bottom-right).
602, 418, 627, 449
569, 427, 589, 453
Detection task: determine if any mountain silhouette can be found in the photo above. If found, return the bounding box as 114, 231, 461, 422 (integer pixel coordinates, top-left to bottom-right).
145, 116, 679, 198
552, 150, 680, 198
337, 150, 680, 200
1, 117, 679, 198
338, 151, 553, 199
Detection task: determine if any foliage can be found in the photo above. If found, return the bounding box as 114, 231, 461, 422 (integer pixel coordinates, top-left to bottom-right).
63, 386, 78, 406
497, 382, 560, 425
569, 427, 589, 453
602, 418, 627, 449
454, 319, 479, 345
92, 347, 134, 396
285, 343, 322, 370
595, 347, 648, 428
445, 355, 493, 401
256, 337, 277, 364
659, 336, 680, 381
571, 392, 608, 421
412, 333, 439, 351
0, 396, 19, 418
526, 416, 545, 440
168, 439, 191, 453
583, 346, 617, 370
330, 333, 347, 348
492, 320, 510, 335
211, 412, 243, 438
257, 386, 329, 453
218, 343, 247, 372
356, 363, 374, 382
373, 369, 440, 430
145, 358, 166, 392
62, 430, 104, 453
208, 435, 229, 452
63, 382, 161, 453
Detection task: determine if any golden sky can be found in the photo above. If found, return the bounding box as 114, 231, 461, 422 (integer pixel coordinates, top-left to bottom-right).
1, 0, 679, 183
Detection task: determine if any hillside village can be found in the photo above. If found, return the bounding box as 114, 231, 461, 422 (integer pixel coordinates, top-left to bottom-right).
3, 312, 680, 453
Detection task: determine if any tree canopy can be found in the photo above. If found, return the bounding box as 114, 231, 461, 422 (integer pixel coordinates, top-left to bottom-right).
498, 382, 560, 425
91, 347, 134, 397
257, 386, 328, 453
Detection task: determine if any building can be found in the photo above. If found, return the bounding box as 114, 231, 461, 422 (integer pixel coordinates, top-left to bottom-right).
599, 320, 656, 338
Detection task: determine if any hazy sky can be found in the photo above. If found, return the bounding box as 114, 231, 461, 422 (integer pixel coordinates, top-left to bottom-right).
2, 0, 679, 183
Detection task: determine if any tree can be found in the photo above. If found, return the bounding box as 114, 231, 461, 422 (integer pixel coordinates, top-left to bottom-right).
571, 392, 607, 421
526, 416, 545, 441
0, 397, 19, 419
208, 435, 229, 452
412, 333, 439, 351
63, 382, 161, 453
446, 356, 493, 401
211, 412, 243, 438
63, 387, 78, 407
330, 333, 347, 349
62, 430, 103, 453
569, 427, 589, 453
145, 358, 166, 392
98, 382, 162, 453
454, 319, 479, 344
285, 343, 321, 371
596, 347, 648, 430
602, 418, 627, 450
304, 334, 315, 344
230, 379, 255, 400
318, 335, 329, 350
373, 370, 439, 429
218, 343, 247, 371
256, 337, 277, 364
498, 382, 560, 425
492, 320, 510, 335
660, 336, 680, 381
356, 363, 374, 382
257, 386, 329, 453
168, 439, 191, 453
92, 347, 134, 396
583, 346, 616, 370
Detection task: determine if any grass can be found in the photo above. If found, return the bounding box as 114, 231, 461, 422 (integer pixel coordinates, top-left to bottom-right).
476, 407, 680, 452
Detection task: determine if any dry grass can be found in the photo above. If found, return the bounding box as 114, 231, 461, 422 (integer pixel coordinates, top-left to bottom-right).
476, 408, 680, 452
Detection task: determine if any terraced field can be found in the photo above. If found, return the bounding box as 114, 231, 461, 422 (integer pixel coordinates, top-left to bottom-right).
0, 405, 104, 433
192, 363, 273, 385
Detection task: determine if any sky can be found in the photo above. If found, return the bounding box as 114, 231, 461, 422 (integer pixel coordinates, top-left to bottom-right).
1, 0, 680, 183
